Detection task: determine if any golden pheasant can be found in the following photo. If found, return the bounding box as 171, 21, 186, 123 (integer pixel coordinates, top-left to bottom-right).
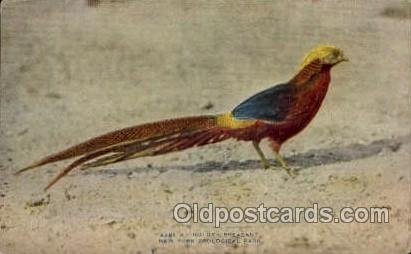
17, 45, 348, 190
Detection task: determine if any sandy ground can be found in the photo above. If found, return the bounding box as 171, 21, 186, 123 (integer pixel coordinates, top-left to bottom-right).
1, 0, 410, 253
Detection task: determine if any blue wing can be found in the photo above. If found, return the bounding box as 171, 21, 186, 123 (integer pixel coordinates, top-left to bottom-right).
232, 83, 296, 122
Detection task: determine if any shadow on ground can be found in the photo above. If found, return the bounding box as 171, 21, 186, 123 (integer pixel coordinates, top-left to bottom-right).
83, 134, 410, 176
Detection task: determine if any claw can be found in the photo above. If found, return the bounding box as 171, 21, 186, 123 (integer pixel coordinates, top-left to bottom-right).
261, 161, 271, 170
282, 165, 297, 177
283, 164, 301, 178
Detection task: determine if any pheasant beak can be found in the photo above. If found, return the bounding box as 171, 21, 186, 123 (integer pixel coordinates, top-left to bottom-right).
335, 55, 349, 65
341, 56, 349, 62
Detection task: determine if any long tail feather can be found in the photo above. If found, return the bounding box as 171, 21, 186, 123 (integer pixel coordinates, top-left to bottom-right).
17, 115, 238, 189
44, 149, 117, 190
44, 127, 232, 189
81, 129, 227, 170
16, 116, 217, 175
80, 153, 126, 170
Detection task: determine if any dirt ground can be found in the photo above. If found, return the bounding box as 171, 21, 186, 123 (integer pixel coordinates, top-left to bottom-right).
1, 0, 410, 253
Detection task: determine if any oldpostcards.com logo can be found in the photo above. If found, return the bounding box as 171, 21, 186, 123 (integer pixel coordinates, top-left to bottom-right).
173, 203, 389, 228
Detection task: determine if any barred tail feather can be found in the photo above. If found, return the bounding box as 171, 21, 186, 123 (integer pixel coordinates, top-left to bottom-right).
16, 115, 217, 175
16, 115, 236, 190
44, 127, 231, 190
